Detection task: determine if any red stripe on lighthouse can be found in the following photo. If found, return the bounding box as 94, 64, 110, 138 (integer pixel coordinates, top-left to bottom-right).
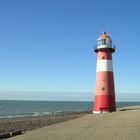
94, 95, 116, 113
95, 72, 115, 95
97, 50, 112, 60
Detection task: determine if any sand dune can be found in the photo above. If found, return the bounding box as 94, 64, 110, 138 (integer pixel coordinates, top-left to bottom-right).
9, 106, 140, 140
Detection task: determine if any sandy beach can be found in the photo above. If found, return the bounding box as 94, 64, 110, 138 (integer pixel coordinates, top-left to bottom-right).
6, 105, 140, 140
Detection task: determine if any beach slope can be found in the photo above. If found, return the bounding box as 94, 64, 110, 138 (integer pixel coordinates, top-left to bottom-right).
9, 106, 140, 140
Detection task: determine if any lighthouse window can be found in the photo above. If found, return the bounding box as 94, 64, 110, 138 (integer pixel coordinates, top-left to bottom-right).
104, 39, 106, 45
101, 39, 106, 45
100, 39, 106, 45
101, 39, 104, 45
102, 87, 105, 91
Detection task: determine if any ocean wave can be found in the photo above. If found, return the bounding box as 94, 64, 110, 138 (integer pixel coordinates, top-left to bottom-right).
0, 111, 62, 119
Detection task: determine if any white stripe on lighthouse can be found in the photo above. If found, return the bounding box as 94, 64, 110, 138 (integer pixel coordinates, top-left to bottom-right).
96, 60, 113, 72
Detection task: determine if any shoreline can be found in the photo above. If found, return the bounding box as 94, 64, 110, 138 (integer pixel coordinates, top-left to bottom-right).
0, 111, 91, 135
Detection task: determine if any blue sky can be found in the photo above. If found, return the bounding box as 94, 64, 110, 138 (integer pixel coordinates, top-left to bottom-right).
0, 0, 140, 101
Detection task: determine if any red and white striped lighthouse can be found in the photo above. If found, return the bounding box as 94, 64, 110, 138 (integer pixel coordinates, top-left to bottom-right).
93, 32, 116, 113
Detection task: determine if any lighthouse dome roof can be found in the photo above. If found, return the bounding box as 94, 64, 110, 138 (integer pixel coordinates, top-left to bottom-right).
97, 32, 112, 41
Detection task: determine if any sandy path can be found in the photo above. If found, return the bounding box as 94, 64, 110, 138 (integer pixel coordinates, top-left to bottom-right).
9, 107, 140, 140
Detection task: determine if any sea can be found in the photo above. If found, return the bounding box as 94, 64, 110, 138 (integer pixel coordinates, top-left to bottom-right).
0, 100, 140, 119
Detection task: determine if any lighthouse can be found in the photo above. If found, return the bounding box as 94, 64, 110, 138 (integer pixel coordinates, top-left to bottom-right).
93, 32, 116, 113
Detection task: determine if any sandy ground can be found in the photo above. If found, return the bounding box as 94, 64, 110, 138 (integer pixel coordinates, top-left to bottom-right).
9, 106, 140, 140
